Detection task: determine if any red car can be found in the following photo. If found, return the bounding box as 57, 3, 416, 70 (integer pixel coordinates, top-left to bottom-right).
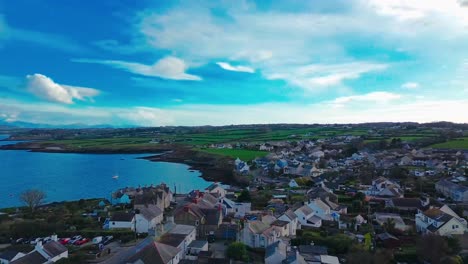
74, 238, 90, 246
59, 238, 71, 245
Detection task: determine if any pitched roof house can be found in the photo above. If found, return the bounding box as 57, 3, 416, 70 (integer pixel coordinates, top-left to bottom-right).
416, 205, 467, 236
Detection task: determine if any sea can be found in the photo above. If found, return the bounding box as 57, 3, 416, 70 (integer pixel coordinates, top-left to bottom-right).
0, 135, 211, 208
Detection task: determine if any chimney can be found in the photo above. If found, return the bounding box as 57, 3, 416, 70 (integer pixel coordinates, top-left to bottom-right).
35, 241, 43, 251
51, 234, 58, 242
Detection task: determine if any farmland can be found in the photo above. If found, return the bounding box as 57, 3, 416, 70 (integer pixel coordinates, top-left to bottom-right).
429, 137, 468, 150
197, 148, 269, 160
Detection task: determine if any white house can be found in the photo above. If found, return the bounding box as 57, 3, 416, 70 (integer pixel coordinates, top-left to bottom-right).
279, 209, 299, 236
11, 236, 68, 264
271, 220, 291, 237
134, 204, 164, 234
222, 197, 251, 217
416, 205, 467, 236
307, 198, 336, 222
239, 221, 279, 248
165, 224, 197, 259
108, 212, 135, 230
205, 183, 227, 198
294, 205, 322, 228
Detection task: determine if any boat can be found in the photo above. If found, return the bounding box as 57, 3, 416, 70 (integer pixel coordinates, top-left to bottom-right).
112, 175, 119, 179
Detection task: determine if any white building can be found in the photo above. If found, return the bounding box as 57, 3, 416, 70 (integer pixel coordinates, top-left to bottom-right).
279, 209, 299, 236
108, 212, 135, 230
134, 204, 164, 234
416, 205, 467, 236
239, 221, 279, 248
222, 197, 251, 218
294, 205, 322, 228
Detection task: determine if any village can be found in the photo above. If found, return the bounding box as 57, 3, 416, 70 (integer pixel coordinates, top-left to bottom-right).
1, 126, 468, 264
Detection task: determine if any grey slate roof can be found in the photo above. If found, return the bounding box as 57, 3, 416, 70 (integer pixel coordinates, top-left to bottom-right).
43, 240, 67, 257
0, 250, 22, 261
11, 251, 47, 264
125, 242, 180, 264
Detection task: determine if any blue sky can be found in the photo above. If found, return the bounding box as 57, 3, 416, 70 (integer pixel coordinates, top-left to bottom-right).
0, 0, 467, 126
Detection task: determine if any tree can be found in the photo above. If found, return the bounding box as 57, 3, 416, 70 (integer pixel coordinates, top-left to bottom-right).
237, 189, 251, 202
226, 242, 248, 261
20, 189, 46, 212
416, 234, 450, 264
383, 218, 396, 234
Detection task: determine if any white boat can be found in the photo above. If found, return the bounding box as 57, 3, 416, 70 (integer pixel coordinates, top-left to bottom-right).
112, 175, 119, 179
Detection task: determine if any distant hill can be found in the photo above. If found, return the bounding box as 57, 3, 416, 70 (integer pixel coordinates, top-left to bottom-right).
0, 120, 117, 129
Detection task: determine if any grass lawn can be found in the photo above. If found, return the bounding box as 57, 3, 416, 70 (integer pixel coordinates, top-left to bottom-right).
197, 148, 269, 160
429, 138, 468, 149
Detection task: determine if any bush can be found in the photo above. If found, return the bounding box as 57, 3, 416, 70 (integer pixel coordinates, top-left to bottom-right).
226, 242, 248, 261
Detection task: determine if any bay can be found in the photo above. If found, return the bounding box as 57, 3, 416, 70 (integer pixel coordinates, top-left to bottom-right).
0, 135, 211, 208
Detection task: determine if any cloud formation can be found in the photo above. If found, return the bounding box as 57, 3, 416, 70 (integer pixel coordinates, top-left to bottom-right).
73, 56, 201, 81
26, 74, 100, 104
216, 62, 255, 73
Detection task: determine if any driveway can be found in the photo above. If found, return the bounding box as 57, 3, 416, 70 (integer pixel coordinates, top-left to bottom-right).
209, 241, 227, 259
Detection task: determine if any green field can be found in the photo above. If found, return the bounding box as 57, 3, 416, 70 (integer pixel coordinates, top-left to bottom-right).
197, 148, 269, 160
429, 138, 468, 149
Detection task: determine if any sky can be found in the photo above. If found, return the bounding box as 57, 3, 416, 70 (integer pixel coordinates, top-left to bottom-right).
0, 0, 467, 127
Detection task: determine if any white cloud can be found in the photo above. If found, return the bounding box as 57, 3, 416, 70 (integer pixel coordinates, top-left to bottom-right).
216, 62, 255, 73
401, 82, 420, 89
26, 74, 100, 104
73, 56, 201, 81
266, 62, 388, 90
332, 91, 402, 105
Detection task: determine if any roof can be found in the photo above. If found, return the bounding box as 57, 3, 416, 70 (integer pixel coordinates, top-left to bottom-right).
376, 232, 399, 241
248, 221, 269, 234
320, 255, 340, 264
298, 245, 328, 255
125, 242, 180, 264
169, 224, 196, 235
390, 198, 422, 208
0, 250, 22, 261
187, 240, 208, 249
11, 251, 47, 264
110, 212, 134, 222
283, 209, 298, 220
136, 204, 163, 221
158, 233, 187, 248
296, 205, 314, 216
200, 208, 220, 225
271, 220, 289, 227
306, 215, 322, 225
43, 241, 67, 257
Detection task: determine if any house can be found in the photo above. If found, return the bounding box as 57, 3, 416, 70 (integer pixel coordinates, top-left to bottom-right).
11, 237, 68, 264
307, 198, 339, 222
107, 212, 135, 230
239, 220, 279, 248
124, 238, 181, 264
386, 197, 429, 211
435, 179, 468, 202
134, 204, 164, 234
222, 197, 251, 217
235, 158, 250, 175
278, 209, 299, 236
265, 240, 287, 264
205, 183, 226, 198
133, 184, 173, 210
294, 205, 322, 228
365, 177, 403, 198
158, 225, 197, 260
416, 205, 467, 236
374, 213, 410, 231
289, 179, 299, 188
187, 240, 208, 256
112, 192, 131, 205
297, 245, 339, 263
376, 232, 401, 248
0, 250, 25, 264
271, 220, 291, 237
174, 204, 222, 238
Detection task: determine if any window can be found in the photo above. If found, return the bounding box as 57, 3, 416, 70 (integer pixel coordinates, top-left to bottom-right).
195, 220, 199, 226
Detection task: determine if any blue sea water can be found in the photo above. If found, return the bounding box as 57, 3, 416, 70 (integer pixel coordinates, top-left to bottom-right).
0, 135, 211, 208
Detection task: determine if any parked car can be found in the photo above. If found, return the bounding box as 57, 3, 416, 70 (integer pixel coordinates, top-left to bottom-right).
59, 238, 71, 245
69, 235, 82, 244
102, 236, 113, 245
92, 236, 103, 244
14, 238, 24, 244
74, 238, 90, 246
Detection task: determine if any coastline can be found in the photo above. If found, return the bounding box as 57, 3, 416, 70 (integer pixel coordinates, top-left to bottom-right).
0, 141, 244, 186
